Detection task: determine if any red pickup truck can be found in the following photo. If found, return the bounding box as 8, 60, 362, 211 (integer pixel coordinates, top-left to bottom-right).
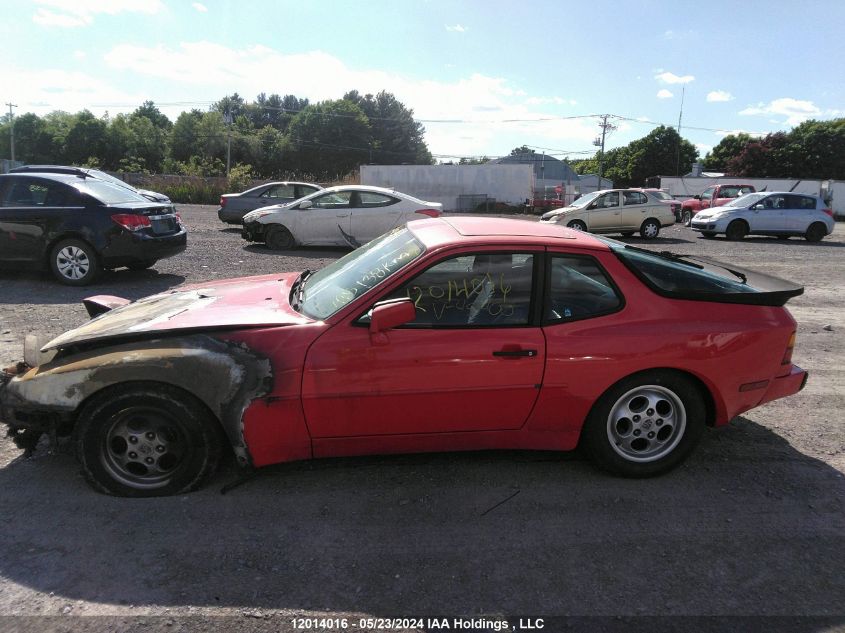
680, 184, 756, 225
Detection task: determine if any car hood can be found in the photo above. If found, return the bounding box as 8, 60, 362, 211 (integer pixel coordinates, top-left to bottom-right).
541, 205, 578, 220
42, 273, 311, 351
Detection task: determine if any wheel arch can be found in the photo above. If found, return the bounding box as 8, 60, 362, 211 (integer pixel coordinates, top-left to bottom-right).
43, 232, 100, 268
577, 366, 719, 448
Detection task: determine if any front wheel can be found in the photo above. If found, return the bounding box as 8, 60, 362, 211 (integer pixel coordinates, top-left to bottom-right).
640, 218, 661, 239
567, 219, 588, 232
75, 383, 224, 497
265, 225, 296, 250
582, 371, 705, 477
682, 210, 692, 226
50, 238, 101, 286
725, 220, 748, 241
805, 222, 826, 242
701, 231, 716, 239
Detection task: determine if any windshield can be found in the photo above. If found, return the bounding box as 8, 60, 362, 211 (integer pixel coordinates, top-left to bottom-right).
569, 191, 601, 208
85, 169, 138, 192
75, 180, 149, 204
299, 227, 425, 319
722, 192, 766, 208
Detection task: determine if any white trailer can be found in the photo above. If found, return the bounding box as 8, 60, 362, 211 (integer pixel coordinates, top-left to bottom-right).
360, 164, 534, 212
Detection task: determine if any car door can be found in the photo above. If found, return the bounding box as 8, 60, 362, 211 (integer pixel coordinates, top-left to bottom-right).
699, 186, 716, 210
620, 190, 651, 229
748, 194, 786, 232
587, 191, 621, 230
349, 191, 403, 245
0, 176, 68, 262
293, 190, 354, 245
301, 250, 545, 437
784, 194, 817, 232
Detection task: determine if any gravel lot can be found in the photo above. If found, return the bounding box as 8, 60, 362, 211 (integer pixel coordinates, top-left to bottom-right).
0, 206, 843, 631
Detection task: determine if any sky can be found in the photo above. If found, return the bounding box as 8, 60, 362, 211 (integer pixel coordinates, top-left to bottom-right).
2, 0, 843, 163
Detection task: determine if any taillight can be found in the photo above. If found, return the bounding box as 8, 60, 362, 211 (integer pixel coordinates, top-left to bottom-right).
111, 214, 151, 231
175, 212, 183, 225
220, 196, 227, 207
823, 208, 833, 218
415, 209, 441, 218
782, 332, 796, 365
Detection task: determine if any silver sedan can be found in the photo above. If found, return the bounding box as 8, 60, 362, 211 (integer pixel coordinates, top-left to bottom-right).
217, 181, 322, 224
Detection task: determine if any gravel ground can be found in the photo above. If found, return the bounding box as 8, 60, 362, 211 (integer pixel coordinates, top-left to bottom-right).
0, 206, 843, 632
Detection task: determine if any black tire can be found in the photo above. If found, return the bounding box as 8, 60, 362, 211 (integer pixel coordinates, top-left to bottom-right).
777, 235, 790, 240
49, 238, 101, 286
682, 210, 692, 226
581, 370, 706, 478
75, 383, 224, 497
640, 218, 661, 239
805, 222, 826, 243
566, 219, 588, 232
725, 220, 748, 241
701, 231, 716, 239
620, 231, 635, 237
126, 260, 157, 271
265, 225, 296, 250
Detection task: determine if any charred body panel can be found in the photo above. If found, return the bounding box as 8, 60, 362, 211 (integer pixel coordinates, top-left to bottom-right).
1, 335, 272, 465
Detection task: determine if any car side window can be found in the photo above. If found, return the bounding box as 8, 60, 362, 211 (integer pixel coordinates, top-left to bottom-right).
786, 195, 816, 210
760, 195, 787, 210
546, 255, 621, 323
1, 178, 71, 207
701, 188, 715, 200
623, 191, 648, 205
296, 185, 319, 198
263, 184, 296, 199
359, 192, 398, 208
380, 252, 534, 327
311, 191, 353, 209
596, 192, 620, 208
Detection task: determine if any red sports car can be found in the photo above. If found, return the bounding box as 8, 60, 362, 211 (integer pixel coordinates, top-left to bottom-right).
0, 218, 807, 496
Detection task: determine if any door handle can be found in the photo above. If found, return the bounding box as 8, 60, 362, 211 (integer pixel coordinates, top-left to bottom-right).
493, 349, 537, 357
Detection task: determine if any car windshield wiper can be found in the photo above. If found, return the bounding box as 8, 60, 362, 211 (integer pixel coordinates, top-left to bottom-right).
289, 269, 312, 310
656, 250, 704, 269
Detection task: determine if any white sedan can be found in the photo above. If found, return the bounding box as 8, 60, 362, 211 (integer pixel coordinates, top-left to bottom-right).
241, 185, 443, 249
690, 192, 834, 242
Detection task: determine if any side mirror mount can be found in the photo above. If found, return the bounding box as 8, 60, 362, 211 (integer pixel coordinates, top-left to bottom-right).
369, 298, 416, 334
298, 200, 313, 210
693, 195, 701, 200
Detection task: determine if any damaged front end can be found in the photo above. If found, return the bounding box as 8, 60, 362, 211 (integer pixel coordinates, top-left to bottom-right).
0, 334, 273, 466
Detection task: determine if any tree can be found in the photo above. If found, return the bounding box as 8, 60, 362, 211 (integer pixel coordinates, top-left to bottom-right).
132, 101, 172, 130
0, 113, 55, 163
286, 100, 371, 179
725, 132, 792, 178
622, 125, 698, 186
63, 110, 108, 165
703, 133, 753, 172
169, 109, 205, 163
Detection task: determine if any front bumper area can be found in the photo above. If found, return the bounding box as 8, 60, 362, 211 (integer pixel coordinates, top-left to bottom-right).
1, 363, 73, 454
242, 221, 266, 243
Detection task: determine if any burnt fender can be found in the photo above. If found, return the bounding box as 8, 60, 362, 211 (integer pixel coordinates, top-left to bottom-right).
2, 334, 271, 465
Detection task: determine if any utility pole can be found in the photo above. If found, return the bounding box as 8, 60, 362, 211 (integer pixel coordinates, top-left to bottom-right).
594, 114, 616, 187
223, 110, 233, 177
675, 85, 685, 177
5, 102, 17, 162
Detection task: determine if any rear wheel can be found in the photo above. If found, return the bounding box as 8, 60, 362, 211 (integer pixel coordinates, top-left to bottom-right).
725, 220, 748, 241
640, 218, 661, 239
265, 225, 296, 250
620, 231, 634, 237
582, 371, 705, 477
567, 219, 588, 232
49, 238, 101, 286
805, 222, 826, 242
75, 383, 223, 497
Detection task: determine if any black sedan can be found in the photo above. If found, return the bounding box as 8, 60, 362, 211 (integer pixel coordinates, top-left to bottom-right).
0, 172, 186, 285
217, 181, 321, 224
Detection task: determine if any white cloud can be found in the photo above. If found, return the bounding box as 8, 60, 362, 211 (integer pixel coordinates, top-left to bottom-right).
101, 41, 599, 156
73, 50, 87, 59
739, 97, 824, 125
32, 0, 164, 27
33, 8, 90, 27
655, 71, 694, 84
706, 90, 734, 102
524, 96, 577, 106
192, 2, 208, 12
656, 89, 673, 99
695, 143, 713, 155
446, 24, 468, 32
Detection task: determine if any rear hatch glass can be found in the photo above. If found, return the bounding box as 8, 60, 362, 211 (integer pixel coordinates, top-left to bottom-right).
602, 240, 803, 306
